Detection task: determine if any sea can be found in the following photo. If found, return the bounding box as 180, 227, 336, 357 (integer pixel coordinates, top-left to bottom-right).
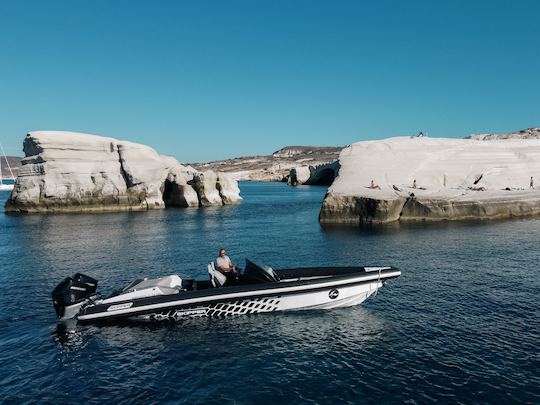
0, 182, 538, 404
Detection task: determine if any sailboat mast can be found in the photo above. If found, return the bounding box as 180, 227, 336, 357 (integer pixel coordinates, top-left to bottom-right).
0, 142, 15, 180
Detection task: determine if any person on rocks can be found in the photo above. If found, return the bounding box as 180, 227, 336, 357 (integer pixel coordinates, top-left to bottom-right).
530, 176, 534, 189
412, 179, 417, 189
369, 180, 381, 190
215, 247, 237, 284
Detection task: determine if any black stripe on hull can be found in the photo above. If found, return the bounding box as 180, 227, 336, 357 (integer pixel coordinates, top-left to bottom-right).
146, 296, 282, 321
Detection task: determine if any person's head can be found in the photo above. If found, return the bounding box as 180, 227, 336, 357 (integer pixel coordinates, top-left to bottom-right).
219, 248, 226, 257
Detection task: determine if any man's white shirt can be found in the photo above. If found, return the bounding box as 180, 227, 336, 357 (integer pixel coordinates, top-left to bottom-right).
216, 255, 232, 270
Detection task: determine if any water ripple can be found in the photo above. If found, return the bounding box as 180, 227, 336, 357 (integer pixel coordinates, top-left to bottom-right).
0, 184, 539, 403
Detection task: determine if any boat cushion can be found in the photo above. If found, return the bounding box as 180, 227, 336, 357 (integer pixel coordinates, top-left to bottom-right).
208, 263, 227, 287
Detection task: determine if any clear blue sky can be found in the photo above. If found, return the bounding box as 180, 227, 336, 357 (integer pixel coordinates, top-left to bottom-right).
1, 0, 539, 161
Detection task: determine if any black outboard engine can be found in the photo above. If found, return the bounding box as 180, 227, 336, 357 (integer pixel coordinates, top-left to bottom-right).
52, 273, 98, 319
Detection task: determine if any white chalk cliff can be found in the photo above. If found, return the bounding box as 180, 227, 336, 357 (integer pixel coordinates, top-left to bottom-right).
288, 161, 340, 186
319, 136, 540, 224
6, 131, 242, 213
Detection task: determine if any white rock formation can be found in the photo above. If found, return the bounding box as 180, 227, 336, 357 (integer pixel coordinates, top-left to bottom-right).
217, 173, 242, 204
320, 136, 540, 224
190, 171, 223, 207
288, 161, 340, 186
164, 167, 200, 208
289, 166, 311, 185
6, 131, 242, 213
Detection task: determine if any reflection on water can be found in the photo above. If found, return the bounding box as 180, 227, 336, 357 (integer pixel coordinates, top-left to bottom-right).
54, 306, 387, 354
1, 182, 539, 403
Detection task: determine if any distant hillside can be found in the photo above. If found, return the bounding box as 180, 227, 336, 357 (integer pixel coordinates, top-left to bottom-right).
1, 156, 22, 178
191, 146, 343, 181
272, 146, 342, 158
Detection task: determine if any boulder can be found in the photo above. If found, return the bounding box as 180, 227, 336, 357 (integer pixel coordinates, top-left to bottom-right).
288, 166, 311, 185
7, 132, 129, 212
190, 170, 223, 207
5, 131, 241, 213
216, 173, 243, 204
164, 168, 199, 207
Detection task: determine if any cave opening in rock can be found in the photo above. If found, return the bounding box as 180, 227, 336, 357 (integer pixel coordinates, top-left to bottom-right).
162, 179, 175, 207
313, 169, 336, 186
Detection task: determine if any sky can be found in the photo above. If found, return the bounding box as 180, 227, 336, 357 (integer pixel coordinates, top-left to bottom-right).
1, 0, 539, 162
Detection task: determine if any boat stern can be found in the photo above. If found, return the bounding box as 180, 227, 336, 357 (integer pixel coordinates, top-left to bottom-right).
52, 273, 98, 321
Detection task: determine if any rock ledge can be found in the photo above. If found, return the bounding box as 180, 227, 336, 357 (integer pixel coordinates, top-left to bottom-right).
319, 136, 540, 224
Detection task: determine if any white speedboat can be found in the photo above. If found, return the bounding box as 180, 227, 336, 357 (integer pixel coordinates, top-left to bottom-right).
0, 183, 14, 191
52, 259, 401, 323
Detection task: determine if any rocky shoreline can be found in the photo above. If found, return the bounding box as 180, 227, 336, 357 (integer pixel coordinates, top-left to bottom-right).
5, 127, 540, 224
320, 130, 540, 225
5, 131, 241, 213
320, 192, 540, 224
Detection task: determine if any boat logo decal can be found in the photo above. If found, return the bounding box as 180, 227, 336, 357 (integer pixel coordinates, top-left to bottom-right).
107, 302, 133, 311
329, 289, 339, 299
173, 308, 208, 317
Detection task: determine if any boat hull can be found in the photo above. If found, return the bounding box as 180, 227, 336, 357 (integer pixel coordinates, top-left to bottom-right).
76, 270, 398, 322
137, 280, 383, 320
0, 184, 14, 191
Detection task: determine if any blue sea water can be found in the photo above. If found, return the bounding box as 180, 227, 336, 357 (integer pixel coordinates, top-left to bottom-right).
0, 182, 538, 404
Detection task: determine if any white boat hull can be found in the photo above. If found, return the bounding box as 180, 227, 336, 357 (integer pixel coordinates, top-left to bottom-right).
139, 280, 384, 320
0, 183, 14, 191
56, 264, 401, 323
276, 280, 382, 311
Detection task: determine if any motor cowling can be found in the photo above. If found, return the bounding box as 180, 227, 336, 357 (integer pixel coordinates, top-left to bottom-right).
52, 273, 98, 318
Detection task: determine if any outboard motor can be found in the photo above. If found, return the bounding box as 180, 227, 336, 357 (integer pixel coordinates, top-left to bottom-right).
52, 273, 98, 320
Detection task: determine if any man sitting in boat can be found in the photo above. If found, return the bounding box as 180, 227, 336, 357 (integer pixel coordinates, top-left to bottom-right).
215, 248, 237, 284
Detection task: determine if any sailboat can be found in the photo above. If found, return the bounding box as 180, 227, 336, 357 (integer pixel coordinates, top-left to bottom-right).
0, 143, 15, 192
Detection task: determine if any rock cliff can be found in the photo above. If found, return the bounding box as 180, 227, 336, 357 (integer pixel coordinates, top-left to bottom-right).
5, 131, 241, 213
319, 136, 540, 224
288, 161, 340, 186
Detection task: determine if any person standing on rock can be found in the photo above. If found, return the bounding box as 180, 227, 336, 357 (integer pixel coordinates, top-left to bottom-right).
530, 176, 534, 189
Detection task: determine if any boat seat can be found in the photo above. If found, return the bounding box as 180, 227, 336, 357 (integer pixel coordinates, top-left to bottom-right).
208, 262, 227, 288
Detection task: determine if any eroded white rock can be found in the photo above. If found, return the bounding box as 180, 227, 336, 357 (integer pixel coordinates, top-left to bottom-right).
320, 136, 540, 224
190, 171, 223, 207
217, 172, 243, 204
288, 161, 339, 186
164, 167, 199, 207
6, 131, 241, 213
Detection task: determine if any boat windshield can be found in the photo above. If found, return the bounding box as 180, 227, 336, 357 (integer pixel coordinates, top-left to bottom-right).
244, 259, 280, 283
